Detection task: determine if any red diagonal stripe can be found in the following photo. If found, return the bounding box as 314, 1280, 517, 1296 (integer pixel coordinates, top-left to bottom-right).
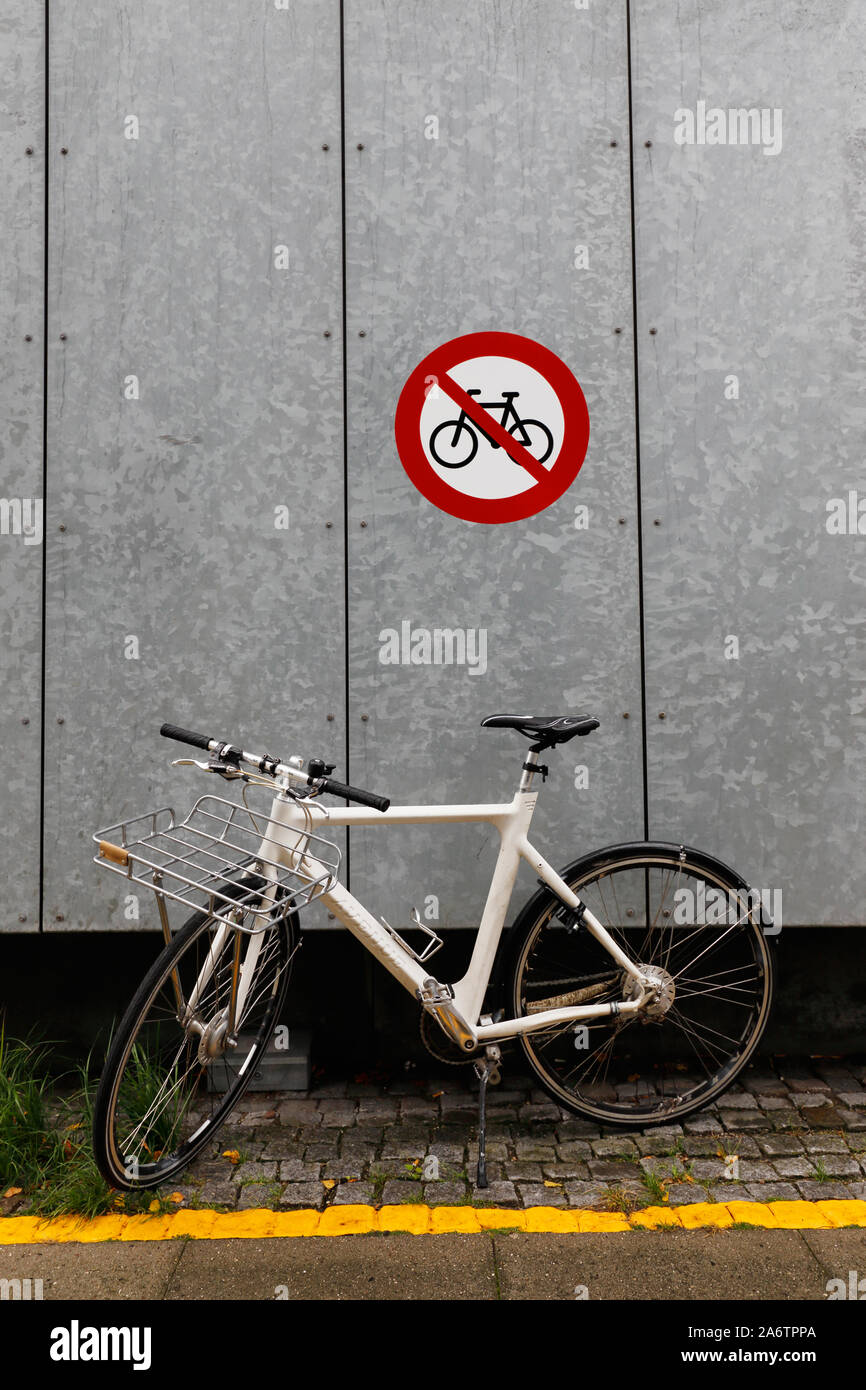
437, 372, 552, 484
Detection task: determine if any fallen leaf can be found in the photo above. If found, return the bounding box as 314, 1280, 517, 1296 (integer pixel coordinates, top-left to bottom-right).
627, 1073, 640, 1083
148, 1199, 161, 1213
62, 1139, 74, 1159
222, 1150, 240, 1165
432, 1091, 443, 1098
322, 1179, 336, 1190
169, 1192, 185, 1204
2, 1188, 22, 1199
65, 1121, 82, 1132
543, 1180, 562, 1189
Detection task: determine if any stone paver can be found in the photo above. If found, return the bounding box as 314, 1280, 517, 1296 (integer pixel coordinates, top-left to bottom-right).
168, 1056, 866, 1213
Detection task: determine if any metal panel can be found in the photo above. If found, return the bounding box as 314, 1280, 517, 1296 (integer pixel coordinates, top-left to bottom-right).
44, 1, 345, 930
0, 7, 43, 930
632, 0, 866, 923
344, 1, 643, 932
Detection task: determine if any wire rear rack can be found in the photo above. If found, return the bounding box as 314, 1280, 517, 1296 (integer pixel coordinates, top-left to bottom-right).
93, 792, 341, 934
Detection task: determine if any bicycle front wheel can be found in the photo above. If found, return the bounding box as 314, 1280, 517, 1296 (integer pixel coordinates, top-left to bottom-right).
506, 844, 775, 1126
94, 880, 294, 1190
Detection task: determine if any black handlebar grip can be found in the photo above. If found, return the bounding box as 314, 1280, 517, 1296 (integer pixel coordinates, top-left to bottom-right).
160, 723, 214, 752
318, 776, 390, 814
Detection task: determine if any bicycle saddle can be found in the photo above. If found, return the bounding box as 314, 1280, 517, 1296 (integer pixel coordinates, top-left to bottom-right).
481, 714, 600, 745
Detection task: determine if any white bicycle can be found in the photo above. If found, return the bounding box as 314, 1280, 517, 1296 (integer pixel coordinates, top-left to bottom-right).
92, 716, 776, 1191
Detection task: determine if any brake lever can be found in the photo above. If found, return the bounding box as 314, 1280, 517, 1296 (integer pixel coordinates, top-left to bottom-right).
170, 757, 244, 780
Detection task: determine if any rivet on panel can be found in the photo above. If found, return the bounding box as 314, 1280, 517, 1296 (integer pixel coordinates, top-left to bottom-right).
649, 327, 657, 335
58, 524, 66, 532
356, 143, 364, 151
18, 914, 27, 923
21, 717, 29, 726
360, 714, 369, 722
59, 333, 67, 341
358, 331, 366, 338
325, 521, 333, 528
57, 716, 64, 724
55, 913, 65, 922
327, 913, 336, 920
610, 139, 618, 147
658, 712, 666, 720
618, 517, 626, 525
60, 147, 68, 155
24, 334, 32, 342
25, 146, 33, 155
360, 520, 368, 528
653, 519, 661, 526
326, 714, 335, 722
644, 140, 652, 148
613, 327, 622, 335
323, 330, 331, 338
321, 143, 330, 151
622, 712, 630, 719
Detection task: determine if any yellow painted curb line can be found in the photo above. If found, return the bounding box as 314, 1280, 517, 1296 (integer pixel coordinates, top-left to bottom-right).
1, 1198, 864, 1243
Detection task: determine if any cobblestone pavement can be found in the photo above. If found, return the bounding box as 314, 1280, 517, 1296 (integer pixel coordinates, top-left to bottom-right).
171, 1056, 866, 1214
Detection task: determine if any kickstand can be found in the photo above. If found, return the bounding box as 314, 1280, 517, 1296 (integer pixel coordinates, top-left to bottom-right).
473, 1044, 502, 1190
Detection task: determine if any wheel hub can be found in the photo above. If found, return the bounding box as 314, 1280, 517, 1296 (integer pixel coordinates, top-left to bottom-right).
625, 964, 676, 1018
197, 1013, 230, 1062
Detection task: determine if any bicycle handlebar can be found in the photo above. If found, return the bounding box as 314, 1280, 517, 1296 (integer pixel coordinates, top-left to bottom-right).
159, 723, 391, 813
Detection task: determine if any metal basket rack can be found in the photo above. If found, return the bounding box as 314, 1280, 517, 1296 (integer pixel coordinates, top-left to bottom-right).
93, 791, 341, 934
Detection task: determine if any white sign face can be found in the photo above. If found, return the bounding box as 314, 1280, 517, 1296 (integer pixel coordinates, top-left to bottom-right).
419, 354, 566, 500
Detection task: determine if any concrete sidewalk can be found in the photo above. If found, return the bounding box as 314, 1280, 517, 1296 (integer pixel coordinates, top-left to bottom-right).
3, 1226, 866, 1300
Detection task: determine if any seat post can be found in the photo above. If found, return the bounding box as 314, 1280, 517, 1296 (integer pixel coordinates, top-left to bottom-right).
519, 747, 541, 792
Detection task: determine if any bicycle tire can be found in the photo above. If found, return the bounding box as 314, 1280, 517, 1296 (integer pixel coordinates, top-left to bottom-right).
93, 878, 295, 1190
429, 418, 478, 468
505, 842, 775, 1127
508, 417, 553, 464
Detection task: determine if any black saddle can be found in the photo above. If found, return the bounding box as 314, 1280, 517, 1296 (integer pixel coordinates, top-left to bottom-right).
481, 714, 600, 748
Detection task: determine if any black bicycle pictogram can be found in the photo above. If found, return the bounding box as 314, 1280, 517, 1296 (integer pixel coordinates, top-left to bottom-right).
428, 389, 554, 469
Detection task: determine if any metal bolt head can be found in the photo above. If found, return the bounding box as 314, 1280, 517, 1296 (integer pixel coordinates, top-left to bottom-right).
326, 714, 335, 722
58, 524, 66, 532
60, 147, 68, 155
360, 713, 369, 722
21, 717, 29, 726
622, 712, 630, 719
356, 142, 364, 150
325, 521, 333, 528
618, 517, 626, 525
59, 332, 67, 341
649, 327, 657, 335
614, 326, 622, 335
644, 140, 652, 148
358, 330, 366, 338
321, 143, 330, 151
653, 518, 661, 526
24, 334, 32, 342
610, 139, 618, 147
55, 913, 65, 922
360, 520, 368, 528
323, 330, 331, 338
25, 146, 33, 155
18, 914, 27, 923
57, 716, 64, 724
658, 712, 666, 720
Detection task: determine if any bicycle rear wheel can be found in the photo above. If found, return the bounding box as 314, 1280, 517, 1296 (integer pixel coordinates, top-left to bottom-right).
94, 878, 294, 1190
506, 843, 775, 1126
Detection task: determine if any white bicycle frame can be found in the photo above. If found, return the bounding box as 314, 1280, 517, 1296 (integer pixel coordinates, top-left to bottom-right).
236, 757, 654, 1054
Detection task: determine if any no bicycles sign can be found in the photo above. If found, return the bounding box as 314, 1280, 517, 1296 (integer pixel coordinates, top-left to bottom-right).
395, 331, 590, 524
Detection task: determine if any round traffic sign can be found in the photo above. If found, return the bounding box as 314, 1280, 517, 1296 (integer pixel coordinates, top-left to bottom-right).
395, 331, 590, 524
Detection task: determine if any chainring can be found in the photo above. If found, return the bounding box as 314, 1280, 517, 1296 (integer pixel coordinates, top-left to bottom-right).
419, 1009, 478, 1065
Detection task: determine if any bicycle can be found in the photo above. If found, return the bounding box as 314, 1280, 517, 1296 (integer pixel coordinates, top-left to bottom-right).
92, 716, 776, 1191
428, 389, 554, 468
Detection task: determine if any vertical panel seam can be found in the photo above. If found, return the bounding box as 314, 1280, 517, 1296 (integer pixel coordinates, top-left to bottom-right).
38, 0, 50, 932
625, 0, 650, 842
339, 0, 351, 889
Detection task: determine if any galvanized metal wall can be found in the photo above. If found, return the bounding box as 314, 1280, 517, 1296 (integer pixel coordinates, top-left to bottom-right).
1, 1, 862, 936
